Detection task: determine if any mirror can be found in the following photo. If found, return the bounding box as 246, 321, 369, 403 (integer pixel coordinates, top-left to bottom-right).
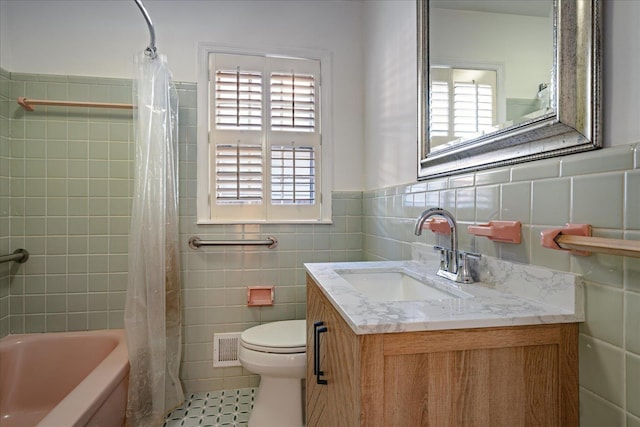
418, 0, 602, 179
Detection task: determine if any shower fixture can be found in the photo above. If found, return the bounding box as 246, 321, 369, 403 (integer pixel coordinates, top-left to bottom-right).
134, 0, 157, 59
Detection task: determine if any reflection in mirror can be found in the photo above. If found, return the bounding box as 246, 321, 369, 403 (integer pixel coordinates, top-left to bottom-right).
418, 0, 602, 179
429, 0, 554, 151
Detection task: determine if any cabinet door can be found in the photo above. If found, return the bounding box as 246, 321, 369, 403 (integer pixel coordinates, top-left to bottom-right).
381, 324, 579, 426
306, 277, 328, 426
306, 277, 361, 427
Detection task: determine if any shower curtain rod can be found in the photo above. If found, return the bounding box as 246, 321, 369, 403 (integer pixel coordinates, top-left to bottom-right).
134, 0, 157, 59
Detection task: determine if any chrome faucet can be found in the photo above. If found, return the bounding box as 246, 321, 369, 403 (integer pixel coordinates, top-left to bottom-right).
414, 207, 480, 283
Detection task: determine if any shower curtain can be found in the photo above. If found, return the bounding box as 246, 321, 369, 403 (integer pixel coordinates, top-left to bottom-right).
124, 51, 184, 427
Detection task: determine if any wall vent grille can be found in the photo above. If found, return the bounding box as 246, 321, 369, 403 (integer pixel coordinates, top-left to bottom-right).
213, 332, 242, 367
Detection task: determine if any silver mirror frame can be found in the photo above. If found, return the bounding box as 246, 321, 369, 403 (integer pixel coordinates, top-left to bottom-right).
418, 0, 602, 179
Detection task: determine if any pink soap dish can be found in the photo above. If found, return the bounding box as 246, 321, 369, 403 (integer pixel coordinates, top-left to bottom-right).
247, 286, 274, 307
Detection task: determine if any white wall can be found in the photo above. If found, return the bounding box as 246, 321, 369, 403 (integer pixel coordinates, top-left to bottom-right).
362, 0, 640, 190
431, 8, 553, 99
363, 0, 417, 190
603, 0, 640, 147
0, 0, 365, 191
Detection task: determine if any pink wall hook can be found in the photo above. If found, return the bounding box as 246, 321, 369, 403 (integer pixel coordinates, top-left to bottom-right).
422, 218, 452, 235
540, 223, 592, 256
467, 221, 522, 244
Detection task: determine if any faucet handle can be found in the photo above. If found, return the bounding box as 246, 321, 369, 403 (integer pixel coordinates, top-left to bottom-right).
433, 245, 447, 270
458, 251, 481, 260
457, 251, 481, 283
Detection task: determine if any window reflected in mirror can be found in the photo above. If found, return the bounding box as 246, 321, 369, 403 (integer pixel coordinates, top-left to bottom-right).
430, 67, 497, 151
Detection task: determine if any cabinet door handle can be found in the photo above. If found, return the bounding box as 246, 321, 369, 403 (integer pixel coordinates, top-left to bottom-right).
316, 326, 328, 385
313, 321, 322, 375
313, 321, 328, 385
313, 321, 323, 375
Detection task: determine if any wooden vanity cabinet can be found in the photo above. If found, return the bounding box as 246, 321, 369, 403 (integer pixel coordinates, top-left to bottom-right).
306, 275, 579, 427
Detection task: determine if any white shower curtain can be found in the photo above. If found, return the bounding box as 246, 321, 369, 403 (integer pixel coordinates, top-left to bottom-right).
124, 51, 184, 427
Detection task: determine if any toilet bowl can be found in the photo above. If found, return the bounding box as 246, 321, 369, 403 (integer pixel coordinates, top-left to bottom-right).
239, 319, 306, 427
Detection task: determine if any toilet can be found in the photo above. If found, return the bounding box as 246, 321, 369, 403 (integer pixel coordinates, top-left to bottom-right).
239, 319, 307, 427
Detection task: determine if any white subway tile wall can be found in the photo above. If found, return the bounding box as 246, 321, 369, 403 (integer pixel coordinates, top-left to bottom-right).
1, 69, 639, 424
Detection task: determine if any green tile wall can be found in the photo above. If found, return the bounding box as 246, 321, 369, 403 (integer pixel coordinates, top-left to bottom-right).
0, 67, 11, 337
1, 70, 363, 392
361, 144, 640, 424
7, 72, 134, 335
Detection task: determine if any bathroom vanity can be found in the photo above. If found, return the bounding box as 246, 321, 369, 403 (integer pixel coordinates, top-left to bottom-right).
305, 248, 583, 426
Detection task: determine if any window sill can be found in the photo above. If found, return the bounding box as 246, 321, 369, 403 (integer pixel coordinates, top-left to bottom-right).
195, 219, 334, 225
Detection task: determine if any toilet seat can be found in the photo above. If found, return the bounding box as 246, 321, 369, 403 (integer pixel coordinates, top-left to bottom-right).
240, 320, 306, 354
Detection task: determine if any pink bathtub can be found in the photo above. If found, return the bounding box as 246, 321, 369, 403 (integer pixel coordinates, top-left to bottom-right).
0, 329, 129, 427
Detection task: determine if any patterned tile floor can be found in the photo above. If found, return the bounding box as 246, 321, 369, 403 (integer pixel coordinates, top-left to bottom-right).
164, 388, 255, 427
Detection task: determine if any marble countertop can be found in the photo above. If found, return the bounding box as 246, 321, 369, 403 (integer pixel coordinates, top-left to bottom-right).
304, 243, 584, 335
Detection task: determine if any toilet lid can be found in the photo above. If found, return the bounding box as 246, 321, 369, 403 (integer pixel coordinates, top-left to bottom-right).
240, 320, 306, 354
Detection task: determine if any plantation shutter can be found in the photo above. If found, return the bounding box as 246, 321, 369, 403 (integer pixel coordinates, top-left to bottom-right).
215, 70, 262, 130
271, 146, 315, 205
208, 53, 322, 222
215, 144, 263, 204
270, 72, 316, 132
429, 67, 497, 150
429, 80, 450, 138
453, 81, 494, 138
266, 56, 321, 221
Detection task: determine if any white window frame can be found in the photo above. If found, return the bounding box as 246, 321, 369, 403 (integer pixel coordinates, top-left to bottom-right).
197, 43, 333, 224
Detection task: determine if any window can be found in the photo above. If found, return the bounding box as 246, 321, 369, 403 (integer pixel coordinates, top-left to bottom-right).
197, 47, 331, 223
429, 67, 497, 150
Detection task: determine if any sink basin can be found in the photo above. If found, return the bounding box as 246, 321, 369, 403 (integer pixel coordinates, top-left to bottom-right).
337, 269, 468, 302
